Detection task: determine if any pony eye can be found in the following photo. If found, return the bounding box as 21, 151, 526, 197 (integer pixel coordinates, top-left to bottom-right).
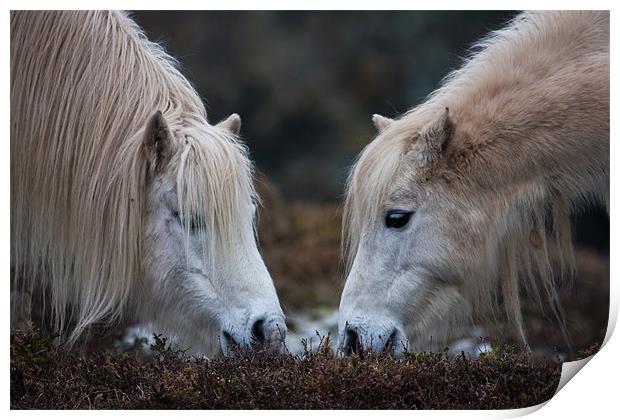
385, 210, 413, 229
172, 211, 203, 232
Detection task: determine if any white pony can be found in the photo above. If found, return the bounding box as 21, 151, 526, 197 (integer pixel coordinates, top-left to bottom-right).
11, 11, 285, 356
340, 11, 609, 353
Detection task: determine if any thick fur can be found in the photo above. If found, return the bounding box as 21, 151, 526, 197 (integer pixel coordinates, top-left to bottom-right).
342, 11, 609, 348
11, 11, 269, 349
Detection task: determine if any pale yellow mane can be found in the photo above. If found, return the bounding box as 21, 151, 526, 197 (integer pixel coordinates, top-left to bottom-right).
11, 11, 255, 344
344, 11, 609, 343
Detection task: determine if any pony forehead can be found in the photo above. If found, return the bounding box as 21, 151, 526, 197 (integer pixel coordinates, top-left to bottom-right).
348, 123, 419, 209
348, 103, 459, 208
174, 121, 252, 177
175, 122, 256, 202
171, 120, 257, 257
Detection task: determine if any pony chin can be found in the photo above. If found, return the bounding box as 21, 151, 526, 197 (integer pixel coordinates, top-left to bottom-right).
146, 313, 222, 357
403, 287, 472, 352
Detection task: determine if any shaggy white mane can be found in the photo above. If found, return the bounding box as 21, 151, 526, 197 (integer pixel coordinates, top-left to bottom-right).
344, 11, 609, 344
11, 11, 256, 345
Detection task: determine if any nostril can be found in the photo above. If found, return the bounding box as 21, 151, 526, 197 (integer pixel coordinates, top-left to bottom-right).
221, 329, 239, 355
383, 329, 399, 352
251, 318, 266, 345
343, 328, 360, 355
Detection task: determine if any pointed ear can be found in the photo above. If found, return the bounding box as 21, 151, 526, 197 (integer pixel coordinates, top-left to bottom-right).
372, 114, 394, 131
143, 111, 173, 172
420, 107, 453, 164
216, 113, 241, 135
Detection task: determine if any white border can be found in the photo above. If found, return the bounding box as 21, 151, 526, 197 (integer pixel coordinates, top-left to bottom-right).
3, 2, 616, 417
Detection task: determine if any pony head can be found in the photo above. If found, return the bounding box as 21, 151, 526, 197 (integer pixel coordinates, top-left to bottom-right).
10, 11, 287, 356
338, 11, 613, 354
339, 106, 572, 354
138, 111, 285, 355
340, 108, 467, 353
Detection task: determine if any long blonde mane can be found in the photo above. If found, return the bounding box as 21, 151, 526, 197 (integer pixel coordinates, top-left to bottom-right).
11, 11, 256, 345
344, 11, 609, 343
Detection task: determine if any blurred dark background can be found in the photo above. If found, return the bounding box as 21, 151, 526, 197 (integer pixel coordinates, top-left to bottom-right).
133, 11, 519, 200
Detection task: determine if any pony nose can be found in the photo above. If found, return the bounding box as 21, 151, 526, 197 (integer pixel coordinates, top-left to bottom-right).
342, 327, 360, 355
381, 328, 402, 352
220, 314, 286, 355
341, 324, 404, 354
251, 318, 266, 343
220, 329, 238, 354
251, 316, 286, 350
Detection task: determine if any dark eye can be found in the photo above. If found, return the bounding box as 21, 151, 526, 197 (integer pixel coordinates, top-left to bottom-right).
189, 218, 205, 232
173, 211, 203, 232
385, 210, 413, 229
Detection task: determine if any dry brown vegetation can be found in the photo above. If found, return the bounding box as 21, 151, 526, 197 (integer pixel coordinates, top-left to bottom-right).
11, 326, 568, 409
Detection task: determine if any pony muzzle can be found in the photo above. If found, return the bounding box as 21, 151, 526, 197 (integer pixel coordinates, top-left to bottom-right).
340, 322, 407, 355
220, 314, 287, 355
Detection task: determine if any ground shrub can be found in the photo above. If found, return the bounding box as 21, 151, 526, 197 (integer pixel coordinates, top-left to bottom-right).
11, 327, 563, 409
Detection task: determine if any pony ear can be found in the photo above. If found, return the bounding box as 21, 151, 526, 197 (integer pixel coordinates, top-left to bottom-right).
372, 114, 394, 131
419, 107, 453, 164
216, 113, 241, 135
144, 111, 173, 172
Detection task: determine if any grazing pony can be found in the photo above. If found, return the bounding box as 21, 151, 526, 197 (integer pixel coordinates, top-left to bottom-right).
11, 11, 285, 355
340, 11, 609, 353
